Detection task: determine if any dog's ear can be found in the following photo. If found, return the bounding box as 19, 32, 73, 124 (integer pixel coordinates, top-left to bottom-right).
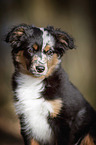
5, 24, 31, 48
46, 26, 75, 57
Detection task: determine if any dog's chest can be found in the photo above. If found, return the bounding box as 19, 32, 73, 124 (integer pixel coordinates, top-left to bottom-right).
14, 74, 53, 143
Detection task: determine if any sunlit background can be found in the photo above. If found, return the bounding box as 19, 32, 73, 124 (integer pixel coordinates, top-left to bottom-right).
0, 0, 96, 144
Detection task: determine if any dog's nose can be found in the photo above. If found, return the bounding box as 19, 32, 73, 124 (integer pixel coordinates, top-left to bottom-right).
36, 66, 45, 73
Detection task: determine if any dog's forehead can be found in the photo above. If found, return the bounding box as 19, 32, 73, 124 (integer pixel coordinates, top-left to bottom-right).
40, 28, 55, 49
32, 27, 55, 49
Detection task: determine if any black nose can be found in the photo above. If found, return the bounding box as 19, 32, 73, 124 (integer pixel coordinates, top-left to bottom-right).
36, 66, 45, 73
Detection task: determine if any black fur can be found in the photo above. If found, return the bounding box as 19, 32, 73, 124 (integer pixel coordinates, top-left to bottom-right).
46, 26, 74, 56
44, 67, 96, 144
5, 24, 96, 145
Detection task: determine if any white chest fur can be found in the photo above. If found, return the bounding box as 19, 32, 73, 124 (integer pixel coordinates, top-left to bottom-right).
14, 73, 53, 143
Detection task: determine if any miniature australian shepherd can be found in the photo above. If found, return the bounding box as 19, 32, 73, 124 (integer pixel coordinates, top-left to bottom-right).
5, 24, 96, 145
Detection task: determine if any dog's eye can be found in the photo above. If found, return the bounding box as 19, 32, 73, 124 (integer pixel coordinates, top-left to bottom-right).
28, 48, 33, 54
45, 49, 54, 55
28, 46, 37, 55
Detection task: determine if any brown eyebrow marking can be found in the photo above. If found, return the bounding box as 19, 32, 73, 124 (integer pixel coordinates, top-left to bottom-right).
44, 45, 51, 52
33, 44, 38, 50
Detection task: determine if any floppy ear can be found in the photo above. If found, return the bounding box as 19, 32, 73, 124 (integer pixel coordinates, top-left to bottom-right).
46, 26, 75, 56
5, 24, 31, 49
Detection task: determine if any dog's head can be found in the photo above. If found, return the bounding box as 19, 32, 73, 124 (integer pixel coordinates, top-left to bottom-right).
6, 24, 74, 78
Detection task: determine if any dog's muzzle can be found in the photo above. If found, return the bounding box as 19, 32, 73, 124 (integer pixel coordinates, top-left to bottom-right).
29, 54, 48, 77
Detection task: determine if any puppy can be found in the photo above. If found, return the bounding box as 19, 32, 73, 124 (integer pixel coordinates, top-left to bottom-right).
5, 24, 96, 145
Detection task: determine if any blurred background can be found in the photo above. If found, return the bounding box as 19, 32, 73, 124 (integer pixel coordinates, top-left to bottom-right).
0, 0, 96, 144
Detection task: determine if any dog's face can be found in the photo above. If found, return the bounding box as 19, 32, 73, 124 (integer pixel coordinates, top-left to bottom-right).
6, 24, 74, 78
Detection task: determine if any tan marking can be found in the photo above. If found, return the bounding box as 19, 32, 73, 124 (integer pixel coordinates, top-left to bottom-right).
48, 99, 63, 118
80, 134, 95, 145
60, 39, 68, 46
14, 31, 23, 36
59, 35, 68, 46
45, 54, 59, 78
44, 45, 50, 52
15, 51, 39, 77
16, 50, 28, 72
33, 44, 38, 50
31, 139, 39, 145
14, 28, 24, 36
